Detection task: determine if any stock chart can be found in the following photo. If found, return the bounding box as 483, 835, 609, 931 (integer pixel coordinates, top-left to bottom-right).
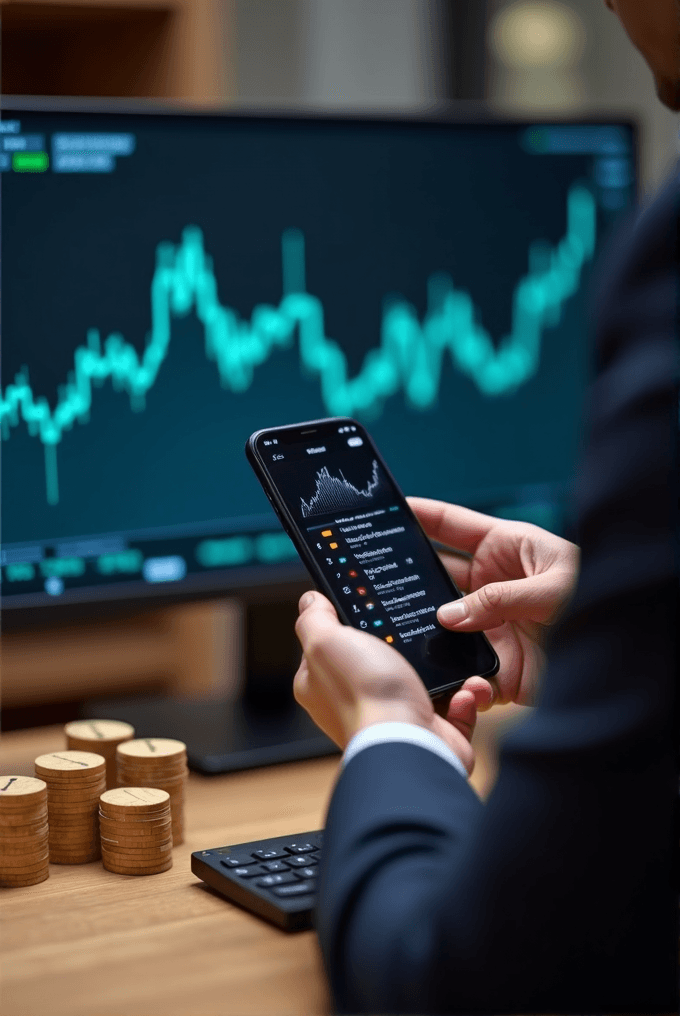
0, 111, 634, 603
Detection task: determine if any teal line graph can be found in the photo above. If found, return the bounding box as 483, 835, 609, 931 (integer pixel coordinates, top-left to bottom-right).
1, 184, 596, 505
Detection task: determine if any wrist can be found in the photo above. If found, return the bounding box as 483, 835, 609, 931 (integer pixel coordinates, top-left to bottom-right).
353, 699, 433, 738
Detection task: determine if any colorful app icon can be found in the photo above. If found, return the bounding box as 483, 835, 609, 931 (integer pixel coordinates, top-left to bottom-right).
372, 619, 383, 628
385, 635, 394, 644
365, 602, 375, 610
356, 587, 367, 596
321, 530, 333, 537
329, 542, 338, 549
348, 569, 358, 578
338, 557, 347, 564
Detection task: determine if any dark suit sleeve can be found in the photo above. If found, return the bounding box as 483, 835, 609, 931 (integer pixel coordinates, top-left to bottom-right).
314, 176, 679, 1015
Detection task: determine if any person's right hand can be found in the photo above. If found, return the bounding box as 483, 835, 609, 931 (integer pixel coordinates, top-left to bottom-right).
408, 497, 580, 707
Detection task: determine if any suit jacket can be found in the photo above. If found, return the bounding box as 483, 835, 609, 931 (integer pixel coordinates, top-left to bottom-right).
314, 171, 679, 1015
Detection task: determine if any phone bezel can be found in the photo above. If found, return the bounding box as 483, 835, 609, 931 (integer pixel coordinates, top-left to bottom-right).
246, 417, 500, 697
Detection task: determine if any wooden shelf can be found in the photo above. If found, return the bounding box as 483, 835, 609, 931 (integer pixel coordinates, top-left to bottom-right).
0, 0, 231, 100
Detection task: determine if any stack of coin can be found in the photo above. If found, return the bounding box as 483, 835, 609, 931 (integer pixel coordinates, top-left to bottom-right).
35, 751, 106, 864
65, 719, 135, 789
99, 787, 173, 875
116, 739, 188, 845
0, 776, 50, 887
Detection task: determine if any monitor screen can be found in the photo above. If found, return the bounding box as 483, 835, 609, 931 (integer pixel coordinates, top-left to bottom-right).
0, 104, 636, 611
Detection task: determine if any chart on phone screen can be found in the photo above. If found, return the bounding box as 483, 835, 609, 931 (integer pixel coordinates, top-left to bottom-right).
300, 461, 382, 518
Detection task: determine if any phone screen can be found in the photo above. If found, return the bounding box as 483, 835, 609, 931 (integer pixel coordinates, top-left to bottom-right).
249, 419, 498, 695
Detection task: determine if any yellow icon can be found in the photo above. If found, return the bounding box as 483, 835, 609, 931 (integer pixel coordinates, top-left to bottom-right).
321, 529, 333, 537
329, 542, 338, 549
385, 635, 394, 644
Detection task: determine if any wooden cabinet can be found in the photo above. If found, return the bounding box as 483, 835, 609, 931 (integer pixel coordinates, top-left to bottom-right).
0, 0, 232, 101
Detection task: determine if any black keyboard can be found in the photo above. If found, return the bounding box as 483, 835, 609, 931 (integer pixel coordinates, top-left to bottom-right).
191, 830, 323, 931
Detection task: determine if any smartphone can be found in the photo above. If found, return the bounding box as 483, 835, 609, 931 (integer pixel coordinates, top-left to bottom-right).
246, 417, 499, 700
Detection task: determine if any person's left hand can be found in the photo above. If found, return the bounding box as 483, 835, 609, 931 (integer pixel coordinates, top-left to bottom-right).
294, 591, 480, 774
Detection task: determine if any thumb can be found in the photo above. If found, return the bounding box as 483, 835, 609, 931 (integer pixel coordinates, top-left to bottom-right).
438, 573, 565, 630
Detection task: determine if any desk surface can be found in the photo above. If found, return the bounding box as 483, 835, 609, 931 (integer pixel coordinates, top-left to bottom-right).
0, 724, 338, 1016
0, 714, 512, 1016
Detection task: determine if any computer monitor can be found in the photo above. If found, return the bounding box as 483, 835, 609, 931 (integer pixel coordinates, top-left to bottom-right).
0, 101, 637, 766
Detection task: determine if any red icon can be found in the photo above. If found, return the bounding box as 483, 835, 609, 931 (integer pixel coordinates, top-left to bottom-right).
348, 570, 358, 578
357, 587, 367, 596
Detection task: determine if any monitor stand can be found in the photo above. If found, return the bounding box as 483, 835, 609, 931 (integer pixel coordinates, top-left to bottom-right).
80, 690, 338, 774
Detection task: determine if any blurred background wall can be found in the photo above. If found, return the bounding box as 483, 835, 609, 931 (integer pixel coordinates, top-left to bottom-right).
229, 0, 678, 194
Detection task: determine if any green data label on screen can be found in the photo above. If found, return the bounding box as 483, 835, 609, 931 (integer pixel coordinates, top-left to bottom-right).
196, 536, 254, 568
13, 152, 49, 172
40, 556, 85, 578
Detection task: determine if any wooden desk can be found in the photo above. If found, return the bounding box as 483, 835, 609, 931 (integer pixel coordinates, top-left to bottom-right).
0, 725, 337, 1016
0, 711, 520, 1015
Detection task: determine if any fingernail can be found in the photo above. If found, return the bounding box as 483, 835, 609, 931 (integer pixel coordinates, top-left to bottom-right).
299, 592, 315, 612
438, 600, 468, 625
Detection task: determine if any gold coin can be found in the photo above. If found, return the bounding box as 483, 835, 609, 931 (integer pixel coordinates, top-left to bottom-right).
98, 810, 170, 825
99, 787, 170, 812
117, 738, 185, 759
102, 843, 172, 859
0, 848, 51, 863
0, 839, 49, 854
41, 777, 107, 791
102, 856, 173, 875
0, 868, 50, 887
50, 850, 100, 864
46, 788, 103, 802
0, 858, 51, 875
36, 751, 106, 773
0, 776, 48, 803
118, 757, 185, 764
0, 854, 51, 869
0, 832, 49, 847
100, 825, 170, 839
65, 720, 134, 742
101, 835, 172, 850
118, 756, 187, 769
99, 804, 170, 818
0, 813, 48, 828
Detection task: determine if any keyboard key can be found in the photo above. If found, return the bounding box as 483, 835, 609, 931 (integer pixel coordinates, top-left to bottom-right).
286, 855, 318, 867
256, 872, 298, 887
285, 843, 315, 854
252, 848, 288, 861
262, 860, 289, 872
272, 880, 316, 897
230, 865, 266, 878
216, 854, 253, 866
296, 867, 317, 879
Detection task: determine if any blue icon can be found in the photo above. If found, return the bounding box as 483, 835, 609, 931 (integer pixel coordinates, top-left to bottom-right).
338, 557, 347, 564
372, 619, 383, 628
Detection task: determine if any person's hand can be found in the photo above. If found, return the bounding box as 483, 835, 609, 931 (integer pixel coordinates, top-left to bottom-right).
408, 497, 579, 707
294, 591, 480, 774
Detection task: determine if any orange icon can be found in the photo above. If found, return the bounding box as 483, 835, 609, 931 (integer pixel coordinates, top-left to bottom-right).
329, 542, 338, 549
357, 587, 367, 596
385, 635, 394, 644
321, 530, 333, 537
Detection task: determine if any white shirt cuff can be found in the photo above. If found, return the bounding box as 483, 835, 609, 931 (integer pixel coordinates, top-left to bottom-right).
342, 721, 469, 781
